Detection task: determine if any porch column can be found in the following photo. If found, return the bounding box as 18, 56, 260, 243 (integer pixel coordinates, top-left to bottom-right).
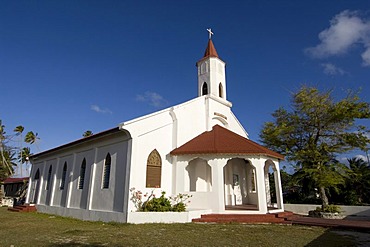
273, 161, 284, 210
264, 164, 271, 206
208, 158, 226, 213
175, 158, 188, 193
254, 159, 268, 214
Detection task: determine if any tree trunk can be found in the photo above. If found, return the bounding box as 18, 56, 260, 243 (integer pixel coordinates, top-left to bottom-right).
319, 186, 329, 208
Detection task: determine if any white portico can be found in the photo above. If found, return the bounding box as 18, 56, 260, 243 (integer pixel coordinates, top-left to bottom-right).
171, 125, 284, 214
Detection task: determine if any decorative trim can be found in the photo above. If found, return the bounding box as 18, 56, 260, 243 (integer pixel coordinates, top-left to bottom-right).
214, 112, 227, 120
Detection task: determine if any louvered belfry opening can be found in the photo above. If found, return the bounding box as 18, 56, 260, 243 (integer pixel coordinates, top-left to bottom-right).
78, 158, 86, 189
60, 162, 67, 190
146, 149, 162, 188
102, 153, 111, 189
46, 165, 52, 190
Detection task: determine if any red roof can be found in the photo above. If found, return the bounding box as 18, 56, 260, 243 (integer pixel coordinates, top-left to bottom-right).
3, 177, 29, 184
203, 39, 219, 58
170, 125, 284, 159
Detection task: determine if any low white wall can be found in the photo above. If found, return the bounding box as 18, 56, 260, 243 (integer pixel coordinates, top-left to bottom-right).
284, 204, 320, 215
284, 204, 370, 218
127, 209, 212, 224
36, 204, 212, 224
36, 205, 128, 223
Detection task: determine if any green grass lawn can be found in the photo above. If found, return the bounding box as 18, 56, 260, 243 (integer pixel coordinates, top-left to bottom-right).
0, 207, 359, 246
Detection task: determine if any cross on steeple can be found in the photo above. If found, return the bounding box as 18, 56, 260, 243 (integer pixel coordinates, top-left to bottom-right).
207, 28, 214, 40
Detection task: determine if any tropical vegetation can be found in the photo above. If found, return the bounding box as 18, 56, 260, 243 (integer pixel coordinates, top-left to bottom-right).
261, 86, 370, 207
0, 119, 39, 182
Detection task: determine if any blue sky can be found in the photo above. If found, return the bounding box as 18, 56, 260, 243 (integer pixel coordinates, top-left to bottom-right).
1, 1, 370, 174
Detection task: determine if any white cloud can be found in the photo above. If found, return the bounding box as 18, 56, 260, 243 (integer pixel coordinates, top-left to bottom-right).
321, 63, 346, 75
90, 105, 112, 114
305, 10, 370, 66
361, 47, 370, 66
136, 91, 168, 107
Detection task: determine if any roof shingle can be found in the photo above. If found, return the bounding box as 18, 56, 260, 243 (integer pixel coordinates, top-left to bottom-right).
170, 125, 284, 159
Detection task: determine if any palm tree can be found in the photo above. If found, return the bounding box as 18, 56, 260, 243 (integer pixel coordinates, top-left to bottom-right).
0, 146, 16, 182
0, 120, 15, 181
18, 147, 31, 176
83, 130, 93, 138
24, 131, 40, 153
345, 157, 370, 204
0, 120, 6, 144
14, 125, 24, 135
14, 125, 24, 176
24, 131, 39, 144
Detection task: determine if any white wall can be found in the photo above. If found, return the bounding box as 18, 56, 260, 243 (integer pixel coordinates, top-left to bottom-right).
284, 204, 370, 218
28, 131, 131, 221
90, 140, 129, 212
69, 149, 95, 209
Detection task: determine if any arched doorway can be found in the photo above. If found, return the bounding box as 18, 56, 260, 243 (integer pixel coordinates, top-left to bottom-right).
30, 168, 40, 204
223, 158, 257, 209
264, 160, 278, 209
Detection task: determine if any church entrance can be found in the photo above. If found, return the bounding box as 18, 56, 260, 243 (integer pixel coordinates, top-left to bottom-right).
223, 158, 258, 210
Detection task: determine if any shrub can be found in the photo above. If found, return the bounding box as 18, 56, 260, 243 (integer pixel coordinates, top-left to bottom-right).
142, 191, 172, 212
130, 188, 192, 212
313, 205, 341, 213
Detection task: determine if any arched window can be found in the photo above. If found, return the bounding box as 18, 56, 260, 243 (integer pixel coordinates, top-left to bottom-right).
102, 153, 111, 189
78, 158, 86, 190
34, 169, 40, 180
202, 82, 208, 95
60, 162, 67, 190
46, 165, 52, 190
219, 83, 223, 98
146, 149, 162, 188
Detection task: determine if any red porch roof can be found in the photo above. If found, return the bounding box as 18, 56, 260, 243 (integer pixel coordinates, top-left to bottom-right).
3, 177, 29, 184
170, 125, 284, 160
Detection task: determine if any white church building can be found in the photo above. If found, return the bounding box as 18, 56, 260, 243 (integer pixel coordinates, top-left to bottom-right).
26, 33, 285, 223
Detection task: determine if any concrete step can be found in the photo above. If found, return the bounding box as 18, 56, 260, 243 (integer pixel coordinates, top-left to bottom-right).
192, 213, 293, 224
8, 204, 37, 213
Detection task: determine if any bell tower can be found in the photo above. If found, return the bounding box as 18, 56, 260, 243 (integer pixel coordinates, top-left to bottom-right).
196, 29, 227, 100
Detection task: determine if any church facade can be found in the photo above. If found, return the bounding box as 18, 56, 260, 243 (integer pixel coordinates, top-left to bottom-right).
26, 35, 284, 223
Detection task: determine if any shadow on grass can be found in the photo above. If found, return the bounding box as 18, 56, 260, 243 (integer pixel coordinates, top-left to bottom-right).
305, 228, 356, 246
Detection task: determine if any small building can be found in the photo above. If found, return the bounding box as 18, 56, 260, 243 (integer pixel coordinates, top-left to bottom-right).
26, 34, 284, 223
1, 177, 29, 207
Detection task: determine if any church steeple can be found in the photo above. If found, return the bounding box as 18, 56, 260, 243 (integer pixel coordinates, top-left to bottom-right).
203, 39, 219, 58
196, 29, 227, 100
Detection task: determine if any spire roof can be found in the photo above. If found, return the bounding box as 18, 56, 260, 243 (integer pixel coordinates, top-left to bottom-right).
170, 125, 284, 160
203, 39, 219, 58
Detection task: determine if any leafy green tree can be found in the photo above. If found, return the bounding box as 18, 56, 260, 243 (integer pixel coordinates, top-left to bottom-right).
260, 86, 370, 207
